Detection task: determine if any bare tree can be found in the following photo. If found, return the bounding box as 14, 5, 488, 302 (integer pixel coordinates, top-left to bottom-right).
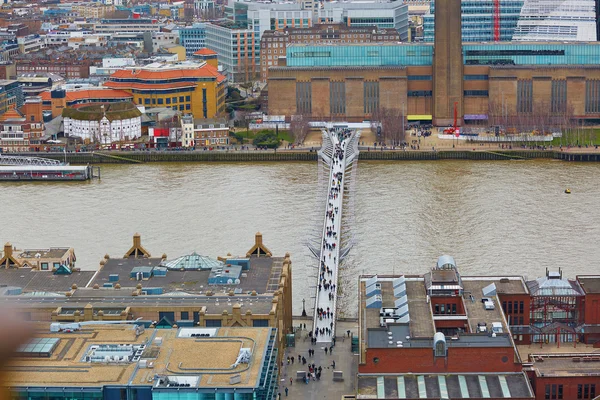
289, 114, 311, 145
372, 107, 405, 146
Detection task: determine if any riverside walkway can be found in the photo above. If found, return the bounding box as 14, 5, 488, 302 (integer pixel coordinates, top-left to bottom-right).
312, 127, 359, 343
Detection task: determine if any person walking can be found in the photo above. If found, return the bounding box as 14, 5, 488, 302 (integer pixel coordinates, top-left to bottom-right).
285, 387, 288, 397
290, 377, 293, 386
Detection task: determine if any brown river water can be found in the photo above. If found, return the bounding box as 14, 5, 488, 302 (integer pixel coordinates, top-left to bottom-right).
2, 160, 599, 316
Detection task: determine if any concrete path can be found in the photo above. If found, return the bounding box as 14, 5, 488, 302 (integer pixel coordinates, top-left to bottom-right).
312, 129, 352, 344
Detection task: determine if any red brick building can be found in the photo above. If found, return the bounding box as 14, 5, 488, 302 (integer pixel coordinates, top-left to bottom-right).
356, 257, 600, 399
0, 97, 44, 152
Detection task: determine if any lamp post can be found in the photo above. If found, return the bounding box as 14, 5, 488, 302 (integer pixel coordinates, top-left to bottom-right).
302, 298, 307, 317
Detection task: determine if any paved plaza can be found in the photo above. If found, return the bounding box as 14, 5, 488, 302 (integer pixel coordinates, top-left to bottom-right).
278, 319, 359, 399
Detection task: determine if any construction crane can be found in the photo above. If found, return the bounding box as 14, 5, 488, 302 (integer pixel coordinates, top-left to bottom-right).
493, 0, 501, 41
443, 102, 460, 137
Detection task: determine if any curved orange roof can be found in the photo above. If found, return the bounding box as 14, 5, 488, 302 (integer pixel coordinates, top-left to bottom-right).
103, 81, 197, 90
40, 89, 133, 103
109, 64, 224, 82
194, 48, 218, 56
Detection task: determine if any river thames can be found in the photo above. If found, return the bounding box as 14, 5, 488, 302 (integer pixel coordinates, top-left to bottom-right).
2, 160, 600, 316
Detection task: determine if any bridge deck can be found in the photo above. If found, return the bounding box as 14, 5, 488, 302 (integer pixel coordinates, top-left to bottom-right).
312, 129, 355, 343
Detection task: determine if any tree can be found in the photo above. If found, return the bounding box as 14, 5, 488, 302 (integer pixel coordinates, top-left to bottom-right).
372, 107, 405, 146
289, 114, 311, 145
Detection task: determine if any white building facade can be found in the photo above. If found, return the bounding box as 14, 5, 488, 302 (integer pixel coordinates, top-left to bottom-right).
513, 0, 597, 42
63, 104, 142, 145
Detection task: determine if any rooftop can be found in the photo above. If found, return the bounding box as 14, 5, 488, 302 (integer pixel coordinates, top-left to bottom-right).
528, 352, 600, 377
356, 372, 534, 399
0, 268, 95, 293
577, 275, 600, 294
62, 102, 141, 122
3, 324, 275, 389
106, 62, 225, 83
17, 248, 72, 260
40, 89, 133, 103
90, 255, 285, 294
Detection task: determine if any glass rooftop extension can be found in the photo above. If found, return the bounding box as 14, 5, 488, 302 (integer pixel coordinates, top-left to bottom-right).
161, 252, 224, 271
16, 338, 60, 358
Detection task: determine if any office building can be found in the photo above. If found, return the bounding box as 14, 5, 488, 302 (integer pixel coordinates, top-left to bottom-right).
205, 22, 259, 83
513, 0, 597, 42
424, 0, 524, 42
104, 61, 226, 119
4, 324, 279, 400
0, 79, 23, 115
179, 23, 207, 57
259, 24, 400, 81
94, 19, 161, 34
318, 0, 409, 41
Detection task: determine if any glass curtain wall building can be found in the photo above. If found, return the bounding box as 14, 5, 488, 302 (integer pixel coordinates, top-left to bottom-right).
286, 42, 600, 67
513, 0, 597, 42
424, 0, 524, 42
205, 22, 260, 83
178, 23, 207, 57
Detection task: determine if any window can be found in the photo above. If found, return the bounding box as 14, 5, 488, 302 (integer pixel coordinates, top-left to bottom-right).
138, 98, 142, 104
517, 80, 533, 113
166, 98, 171, 104
179, 96, 184, 102
206, 319, 221, 327
186, 104, 191, 110
464, 90, 488, 96
408, 75, 432, 81
546, 384, 563, 399
464, 75, 489, 80
186, 96, 191, 102
551, 80, 567, 113
53, 263, 60, 269
181, 311, 189, 320
41, 262, 48, 270
252, 319, 269, 327
329, 81, 345, 115
519, 301, 524, 314
144, 98, 150, 105
157, 98, 163, 105
578, 384, 596, 399
296, 81, 312, 114
364, 81, 379, 114
179, 105, 184, 111
408, 91, 432, 97
508, 302, 513, 314
172, 97, 177, 103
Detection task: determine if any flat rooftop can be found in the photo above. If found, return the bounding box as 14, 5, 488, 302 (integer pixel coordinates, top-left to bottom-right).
357, 372, 534, 399
8, 292, 277, 316
17, 248, 72, 259
577, 276, 600, 294
461, 279, 509, 335
3, 324, 274, 389
0, 269, 95, 293
90, 256, 284, 294
528, 353, 600, 377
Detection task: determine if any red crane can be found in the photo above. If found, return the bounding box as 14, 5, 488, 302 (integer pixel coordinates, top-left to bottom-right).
443, 102, 460, 137
493, 0, 501, 41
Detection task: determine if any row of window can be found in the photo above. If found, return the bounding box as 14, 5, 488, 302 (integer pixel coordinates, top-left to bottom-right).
544, 383, 597, 400
502, 300, 525, 314
138, 96, 191, 105
433, 303, 458, 315
464, 90, 489, 96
